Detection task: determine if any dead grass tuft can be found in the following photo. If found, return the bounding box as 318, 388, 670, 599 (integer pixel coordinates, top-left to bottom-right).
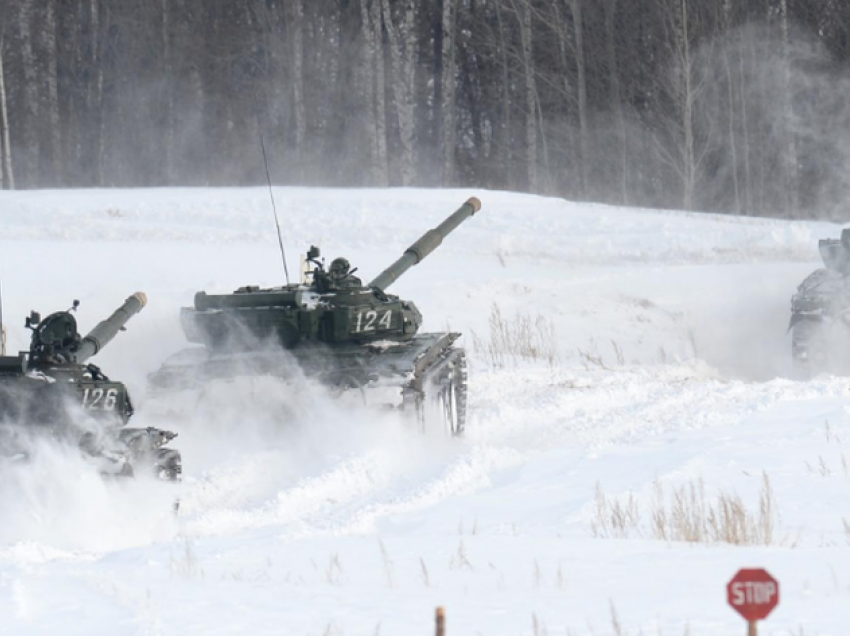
591, 482, 640, 539
653, 473, 779, 545
378, 539, 394, 588
594, 473, 785, 546
170, 534, 204, 579
325, 553, 343, 585
472, 303, 558, 368
449, 539, 474, 570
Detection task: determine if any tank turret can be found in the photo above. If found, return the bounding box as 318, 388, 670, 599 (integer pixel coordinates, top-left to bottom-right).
180, 197, 482, 352
817, 228, 850, 275
152, 198, 483, 436
26, 292, 147, 365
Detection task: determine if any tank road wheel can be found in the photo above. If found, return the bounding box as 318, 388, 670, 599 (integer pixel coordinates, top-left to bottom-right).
791, 318, 829, 379
443, 350, 468, 436
421, 349, 468, 437
154, 448, 183, 482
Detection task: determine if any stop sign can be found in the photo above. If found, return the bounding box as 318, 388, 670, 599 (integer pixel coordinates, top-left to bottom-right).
727, 568, 780, 621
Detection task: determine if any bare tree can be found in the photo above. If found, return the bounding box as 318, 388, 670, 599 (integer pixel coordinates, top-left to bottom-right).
440, 0, 457, 185
161, 0, 174, 183
287, 0, 307, 181
17, 0, 39, 185
604, 0, 627, 204
511, 0, 539, 191
565, 0, 589, 197
0, 37, 13, 189
381, 0, 417, 185
42, 0, 61, 185
359, 0, 388, 186
651, 0, 716, 211
778, 0, 800, 214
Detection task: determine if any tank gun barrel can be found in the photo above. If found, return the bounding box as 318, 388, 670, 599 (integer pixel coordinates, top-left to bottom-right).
73, 292, 147, 362
368, 197, 481, 291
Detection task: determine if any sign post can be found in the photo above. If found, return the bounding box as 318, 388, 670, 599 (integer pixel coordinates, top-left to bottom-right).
435, 606, 446, 636
727, 568, 779, 635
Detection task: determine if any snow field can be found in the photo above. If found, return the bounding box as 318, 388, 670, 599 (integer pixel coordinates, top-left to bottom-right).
0, 187, 848, 635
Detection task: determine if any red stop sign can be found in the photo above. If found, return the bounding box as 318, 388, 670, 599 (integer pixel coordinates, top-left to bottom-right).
727, 568, 780, 621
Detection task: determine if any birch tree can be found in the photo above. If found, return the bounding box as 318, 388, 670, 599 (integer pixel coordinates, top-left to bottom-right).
0, 38, 13, 189
17, 0, 39, 185
565, 0, 589, 197
287, 0, 307, 181
652, 0, 715, 211
359, 0, 388, 186
42, 0, 61, 185
604, 0, 628, 204
161, 0, 174, 183
778, 0, 800, 215
511, 0, 539, 191
440, 0, 457, 185
381, 0, 417, 186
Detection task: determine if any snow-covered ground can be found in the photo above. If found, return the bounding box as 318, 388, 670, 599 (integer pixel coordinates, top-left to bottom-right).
0, 188, 848, 635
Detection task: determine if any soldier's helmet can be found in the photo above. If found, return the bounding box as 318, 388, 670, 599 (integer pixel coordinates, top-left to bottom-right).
329, 257, 351, 277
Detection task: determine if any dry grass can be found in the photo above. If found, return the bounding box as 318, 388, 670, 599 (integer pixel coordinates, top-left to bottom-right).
471, 303, 558, 368
610, 601, 623, 636
591, 482, 640, 539
654, 474, 776, 545
532, 613, 547, 636
325, 553, 343, 585
604, 601, 692, 636
419, 557, 431, 588
593, 473, 784, 546
449, 539, 473, 570
533, 558, 542, 588
611, 340, 625, 365
378, 539, 394, 588
578, 348, 612, 371
170, 534, 204, 579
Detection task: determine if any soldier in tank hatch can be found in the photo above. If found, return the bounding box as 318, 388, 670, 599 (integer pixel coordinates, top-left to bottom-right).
326, 257, 362, 291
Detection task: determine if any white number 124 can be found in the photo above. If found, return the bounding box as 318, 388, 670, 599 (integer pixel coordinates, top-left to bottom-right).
353, 310, 393, 333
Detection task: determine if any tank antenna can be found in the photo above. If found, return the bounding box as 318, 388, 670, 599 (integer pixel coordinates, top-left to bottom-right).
0, 261, 5, 356
254, 101, 291, 285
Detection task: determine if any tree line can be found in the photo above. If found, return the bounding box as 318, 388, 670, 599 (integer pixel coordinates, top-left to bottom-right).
1, 0, 850, 219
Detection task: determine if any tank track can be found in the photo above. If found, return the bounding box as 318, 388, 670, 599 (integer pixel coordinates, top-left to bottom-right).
790, 316, 850, 379
412, 347, 467, 436
791, 318, 826, 379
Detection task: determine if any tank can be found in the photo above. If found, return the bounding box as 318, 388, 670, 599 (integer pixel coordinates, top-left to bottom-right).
789, 228, 850, 377
0, 293, 182, 479
150, 197, 483, 434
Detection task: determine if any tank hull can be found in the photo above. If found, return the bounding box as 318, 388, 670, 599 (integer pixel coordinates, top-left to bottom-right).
149, 333, 468, 433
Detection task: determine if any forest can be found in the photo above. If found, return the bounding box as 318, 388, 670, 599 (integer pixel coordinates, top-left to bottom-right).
1, 0, 850, 219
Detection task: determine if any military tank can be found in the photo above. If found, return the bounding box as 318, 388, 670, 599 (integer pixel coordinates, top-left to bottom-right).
789, 228, 850, 378
150, 197, 482, 434
0, 293, 182, 479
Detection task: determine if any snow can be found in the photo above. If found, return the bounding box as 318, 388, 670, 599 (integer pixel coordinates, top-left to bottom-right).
0, 187, 849, 635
